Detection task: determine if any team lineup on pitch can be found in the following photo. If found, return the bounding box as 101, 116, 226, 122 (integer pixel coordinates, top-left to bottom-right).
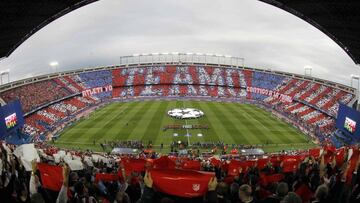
54, 100, 314, 152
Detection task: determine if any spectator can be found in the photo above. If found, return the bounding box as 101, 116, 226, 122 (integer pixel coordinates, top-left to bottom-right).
238, 184, 257, 203
261, 182, 288, 203
280, 192, 301, 203
312, 184, 328, 203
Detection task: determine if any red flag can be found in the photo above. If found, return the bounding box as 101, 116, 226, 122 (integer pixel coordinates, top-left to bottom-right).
324, 145, 336, 154
321, 145, 336, 164
209, 157, 221, 167
95, 173, 119, 182
323, 153, 334, 164
168, 156, 179, 162
228, 160, 243, 176
223, 175, 235, 184
346, 148, 360, 182
153, 156, 176, 169
257, 158, 269, 169
121, 158, 146, 175
282, 157, 300, 173
145, 159, 154, 170
228, 160, 254, 176
221, 161, 229, 172
182, 160, 201, 170
150, 169, 215, 198
270, 156, 281, 167
335, 148, 346, 167
37, 163, 63, 191
259, 173, 284, 186
295, 183, 314, 203
309, 148, 321, 158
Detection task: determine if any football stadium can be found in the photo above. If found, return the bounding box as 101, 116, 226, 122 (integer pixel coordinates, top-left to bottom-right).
0, 1, 360, 203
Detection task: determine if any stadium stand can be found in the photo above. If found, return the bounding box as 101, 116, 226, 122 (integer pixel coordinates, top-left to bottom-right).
0, 141, 359, 203
0, 80, 72, 113
0, 64, 355, 146
78, 70, 112, 99
111, 66, 354, 138
23, 96, 97, 137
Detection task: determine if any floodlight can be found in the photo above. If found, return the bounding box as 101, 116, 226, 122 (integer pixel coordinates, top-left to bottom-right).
49, 61, 59, 67
351, 74, 359, 79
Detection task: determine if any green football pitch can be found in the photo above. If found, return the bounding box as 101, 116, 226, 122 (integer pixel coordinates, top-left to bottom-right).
53, 100, 316, 152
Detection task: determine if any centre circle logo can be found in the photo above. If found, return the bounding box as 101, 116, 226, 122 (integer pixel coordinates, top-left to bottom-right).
167, 108, 204, 119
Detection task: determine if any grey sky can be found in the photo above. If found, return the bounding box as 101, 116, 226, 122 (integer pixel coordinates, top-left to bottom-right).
0, 0, 359, 86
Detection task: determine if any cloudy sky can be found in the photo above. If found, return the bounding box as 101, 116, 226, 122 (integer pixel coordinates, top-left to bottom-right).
0, 0, 358, 86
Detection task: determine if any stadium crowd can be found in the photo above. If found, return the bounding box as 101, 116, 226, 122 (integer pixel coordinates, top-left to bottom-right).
0, 80, 71, 113
0, 65, 357, 156
23, 96, 97, 138
78, 70, 112, 99
1, 141, 360, 203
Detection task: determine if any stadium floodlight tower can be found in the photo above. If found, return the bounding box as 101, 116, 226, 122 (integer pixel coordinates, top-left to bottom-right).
49, 61, 59, 73
350, 74, 360, 95
0, 69, 10, 85
304, 66, 312, 77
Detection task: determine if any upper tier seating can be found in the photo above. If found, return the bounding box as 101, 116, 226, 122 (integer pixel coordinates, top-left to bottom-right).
0, 80, 71, 112
78, 70, 112, 99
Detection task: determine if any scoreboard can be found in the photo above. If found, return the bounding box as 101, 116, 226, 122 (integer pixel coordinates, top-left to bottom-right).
0, 100, 25, 139
336, 103, 360, 140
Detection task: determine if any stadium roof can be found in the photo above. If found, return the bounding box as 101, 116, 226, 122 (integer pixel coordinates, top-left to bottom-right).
259, 0, 360, 64
0, 0, 97, 60
0, 0, 359, 65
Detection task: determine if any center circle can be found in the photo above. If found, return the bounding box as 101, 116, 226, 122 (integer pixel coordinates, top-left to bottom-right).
167, 108, 204, 119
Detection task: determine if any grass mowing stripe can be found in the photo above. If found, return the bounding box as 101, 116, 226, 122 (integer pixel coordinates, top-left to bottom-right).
244, 105, 308, 143
109, 101, 155, 141
222, 103, 261, 144
184, 100, 205, 144
59, 103, 127, 142
161, 101, 181, 145
240, 105, 283, 143
142, 101, 170, 143
58, 104, 121, 142
154, 101, 175, 145
171, 100, 187, 143
242, 105, 297, 144
80, 103, 119, 129
249, 106, 306, 140
230, 104, 278, 144
207, 102, 246, 144
243, 106, 295, 143
197, 102, 232, 143
80, 103, 126, 130
127, 101, 161, 141
84, 102, 141, 142
189, 101, 218, 142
